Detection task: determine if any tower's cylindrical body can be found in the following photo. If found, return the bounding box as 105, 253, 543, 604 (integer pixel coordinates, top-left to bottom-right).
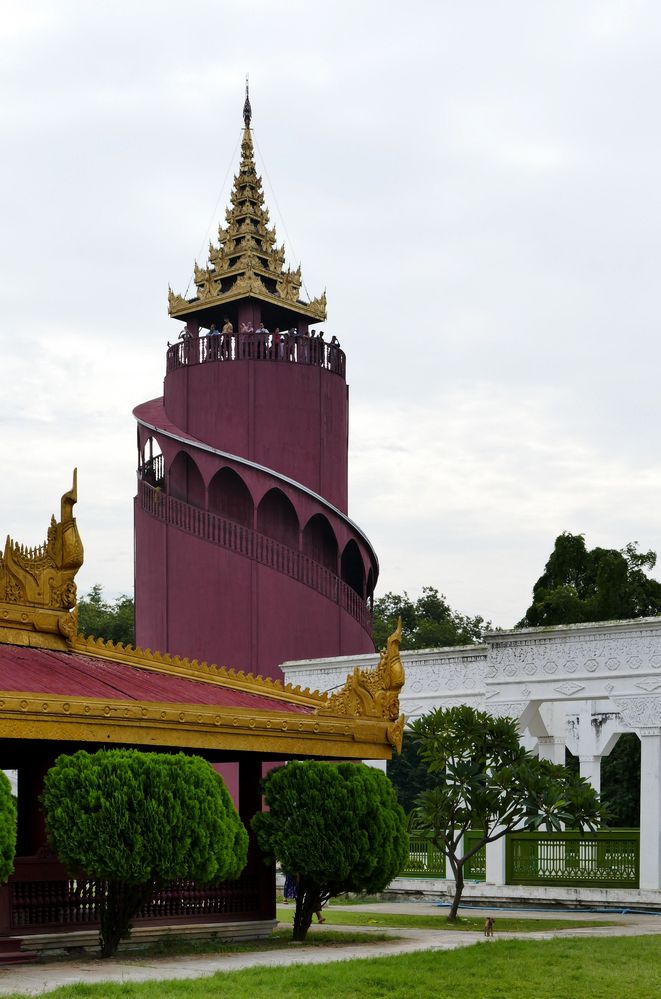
133, 108, 377, 679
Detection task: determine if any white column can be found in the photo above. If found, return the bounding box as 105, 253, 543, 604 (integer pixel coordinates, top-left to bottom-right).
485, 833, 507, 886
639, 731, 661, 890
537, 736, 566, 765
579, 755, 601, 795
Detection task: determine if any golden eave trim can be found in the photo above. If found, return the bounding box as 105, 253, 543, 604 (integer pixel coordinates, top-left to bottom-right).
169, 287, 326, 322
0, 691, 396, 759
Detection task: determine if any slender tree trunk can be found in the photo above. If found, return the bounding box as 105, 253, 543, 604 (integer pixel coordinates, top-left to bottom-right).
292, 880, 320, 942
448, 860, 464, 922
99, 881, 148, 958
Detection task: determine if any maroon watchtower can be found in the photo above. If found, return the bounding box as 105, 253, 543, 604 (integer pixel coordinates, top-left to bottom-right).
133, 92, 378, 678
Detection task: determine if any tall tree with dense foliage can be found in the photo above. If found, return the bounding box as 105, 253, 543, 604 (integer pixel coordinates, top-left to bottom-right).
253, 761, 408, 942
410, 706, 604, 920
0, 772, 16, 884
42, 749, 248, 957
77, 585, 135, 646
373, 587, 488, 651
519, 532, 661, 823
519, 533, 661, 627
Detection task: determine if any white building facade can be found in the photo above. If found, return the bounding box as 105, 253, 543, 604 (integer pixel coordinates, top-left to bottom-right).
282, 617, 661, 892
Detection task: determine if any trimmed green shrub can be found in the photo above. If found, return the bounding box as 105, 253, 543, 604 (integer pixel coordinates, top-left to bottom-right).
42, 749, 248, 957
253, 761, 408, 941
0, 773, 16, 883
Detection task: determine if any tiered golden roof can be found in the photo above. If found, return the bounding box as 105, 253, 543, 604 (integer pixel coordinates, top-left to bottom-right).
168, 90, 326, 324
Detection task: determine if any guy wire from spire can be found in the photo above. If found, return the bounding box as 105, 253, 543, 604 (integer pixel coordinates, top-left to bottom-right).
252, 131, 311, 301
183, 130, 241, 299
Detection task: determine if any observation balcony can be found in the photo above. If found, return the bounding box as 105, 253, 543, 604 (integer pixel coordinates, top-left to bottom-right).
166, 332, 346, 379
137, 480, 372, 634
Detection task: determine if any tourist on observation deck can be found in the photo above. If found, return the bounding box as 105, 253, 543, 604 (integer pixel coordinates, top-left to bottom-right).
255, 321, 269, 360
208, 322, 220, 361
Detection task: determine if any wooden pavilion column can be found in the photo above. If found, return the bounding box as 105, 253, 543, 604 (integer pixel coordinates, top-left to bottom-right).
239, 756, 275, 921
17, 756, 53, 856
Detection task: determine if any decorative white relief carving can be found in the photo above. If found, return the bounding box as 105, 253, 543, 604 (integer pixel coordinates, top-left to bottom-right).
636, 679, 661, 692
553, 682, 585, 696
486, 701, 528, 720
610, 695, 661, 730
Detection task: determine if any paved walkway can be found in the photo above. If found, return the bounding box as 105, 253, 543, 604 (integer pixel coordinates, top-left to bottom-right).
2, 903, 661, 997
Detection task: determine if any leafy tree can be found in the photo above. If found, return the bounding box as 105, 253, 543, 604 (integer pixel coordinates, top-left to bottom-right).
602, 736, 640, 826
77, 585, 135, 646
519, 534, 661, 627
42, 749, 248, 957
0, 772, 16, 884
410, 706, 604, 920
252, 761, 408, 942
373, 587, 488, 651
386, 732, 437, 814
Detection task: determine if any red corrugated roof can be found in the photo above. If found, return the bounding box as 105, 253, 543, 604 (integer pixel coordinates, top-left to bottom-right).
0, 644, 312, 714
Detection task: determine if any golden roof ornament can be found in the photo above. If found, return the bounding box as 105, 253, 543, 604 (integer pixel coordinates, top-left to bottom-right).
320, 618, 406, 752
0, 470, 83, 651
168, 87, 327, 324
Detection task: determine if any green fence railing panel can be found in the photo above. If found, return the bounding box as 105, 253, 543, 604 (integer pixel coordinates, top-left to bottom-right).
506, 830, 639, 888
401, 836, 445, 878
463, 831, 486, 881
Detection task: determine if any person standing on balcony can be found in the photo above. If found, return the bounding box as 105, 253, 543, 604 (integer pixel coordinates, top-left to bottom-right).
208, 322, 220, 361
221, 317, 234, 359
272, 327, 282, 360
255, 320, 269, 359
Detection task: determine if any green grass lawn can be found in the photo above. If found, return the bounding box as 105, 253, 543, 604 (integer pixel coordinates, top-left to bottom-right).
276, 905, 618, 933
5, 936, 661, 999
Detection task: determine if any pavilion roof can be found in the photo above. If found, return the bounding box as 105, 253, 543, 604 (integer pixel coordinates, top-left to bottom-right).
0, 474, 405, 759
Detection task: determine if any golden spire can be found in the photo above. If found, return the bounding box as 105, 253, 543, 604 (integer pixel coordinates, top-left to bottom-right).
168, 87, 327, 324
0, 470, 84, 651
243, 75, 252, 129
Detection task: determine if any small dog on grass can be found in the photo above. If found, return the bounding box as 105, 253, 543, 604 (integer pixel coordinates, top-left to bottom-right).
484, 917, 495, 937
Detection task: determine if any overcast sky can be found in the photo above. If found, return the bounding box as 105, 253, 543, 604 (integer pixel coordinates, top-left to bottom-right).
2, 1, 661, 630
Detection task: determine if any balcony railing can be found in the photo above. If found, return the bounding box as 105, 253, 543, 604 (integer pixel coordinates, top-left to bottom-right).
166, 333, 346, 378
2, 857, 262, 935
138, 480, 372, 634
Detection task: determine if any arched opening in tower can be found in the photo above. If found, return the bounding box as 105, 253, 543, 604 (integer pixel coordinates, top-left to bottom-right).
302, 513, 339, 573
208, 467, 254, 527
169, 451, 205, 509
256, 488, 299, 548
140, 437, 164, 489
366, 567, 375, 610
340, 540, 365, 598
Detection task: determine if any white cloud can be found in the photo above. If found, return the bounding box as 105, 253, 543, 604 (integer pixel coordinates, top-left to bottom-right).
2, 0, 661, 630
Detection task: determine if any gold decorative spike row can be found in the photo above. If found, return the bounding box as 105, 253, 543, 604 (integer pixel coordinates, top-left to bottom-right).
73, 632, 330, 708
0, 471, 83, 652
168, 119, 326, 322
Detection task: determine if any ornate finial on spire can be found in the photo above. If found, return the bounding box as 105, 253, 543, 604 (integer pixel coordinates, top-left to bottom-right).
243, 75, 252, 129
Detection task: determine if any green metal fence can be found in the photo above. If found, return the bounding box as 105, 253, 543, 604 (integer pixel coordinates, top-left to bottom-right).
506, 830, 639, 888
400, 836, 445, 878
402, 830, 639, 887
463, 831, 486, 881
